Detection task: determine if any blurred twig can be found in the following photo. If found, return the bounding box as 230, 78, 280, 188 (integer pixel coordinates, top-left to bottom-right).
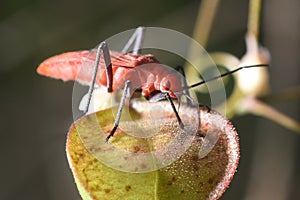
184, 0, 220, 90
262, 86, 300, 103
192, 0, 220, 47
240, 97, 300, 133
247, 0, 261, 40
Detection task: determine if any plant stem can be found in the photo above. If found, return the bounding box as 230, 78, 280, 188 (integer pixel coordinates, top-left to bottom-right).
261, 86, 300, 103
184, 0, 220, 86
247, 0, 262, 40
192, 0, 220, 47
240, 97, 300, 133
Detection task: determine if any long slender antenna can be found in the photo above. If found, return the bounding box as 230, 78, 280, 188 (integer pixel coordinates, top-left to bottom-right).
184, 64, 269, 90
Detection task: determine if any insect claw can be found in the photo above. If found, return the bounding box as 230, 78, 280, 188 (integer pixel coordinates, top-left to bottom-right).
105, 126, 118, 143
179, 121, 185, 130
105, 137, 110, 143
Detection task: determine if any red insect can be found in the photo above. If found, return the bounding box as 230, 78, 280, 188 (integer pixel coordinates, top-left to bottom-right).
37, 27, 268, 142
37, 50, 182, 99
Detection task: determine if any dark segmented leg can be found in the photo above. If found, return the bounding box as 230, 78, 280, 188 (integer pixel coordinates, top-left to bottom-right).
163, 92, 184, 129
84, 42, 112, 114
163, 93, 204, 137
105, 27, 145, 141
105, 80, 131, 142
121, 26, 145, 55
84, 27, 146, 115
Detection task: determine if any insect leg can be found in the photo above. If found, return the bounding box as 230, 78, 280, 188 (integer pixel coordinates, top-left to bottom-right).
174, 65, 192, 105
83, 42, 112, 114
163, 92, 184, 129
105, 80, 131, 142
164, 93, 204, 137
122, 27, 145, 55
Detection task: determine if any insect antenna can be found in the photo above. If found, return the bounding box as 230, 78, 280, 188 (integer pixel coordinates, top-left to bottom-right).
183, 64, 269, 90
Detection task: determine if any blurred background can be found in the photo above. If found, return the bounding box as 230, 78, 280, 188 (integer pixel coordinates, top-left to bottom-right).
0, 0, 299, 199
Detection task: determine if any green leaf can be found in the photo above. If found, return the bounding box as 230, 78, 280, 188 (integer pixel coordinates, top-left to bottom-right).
66, 101, 239, 200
